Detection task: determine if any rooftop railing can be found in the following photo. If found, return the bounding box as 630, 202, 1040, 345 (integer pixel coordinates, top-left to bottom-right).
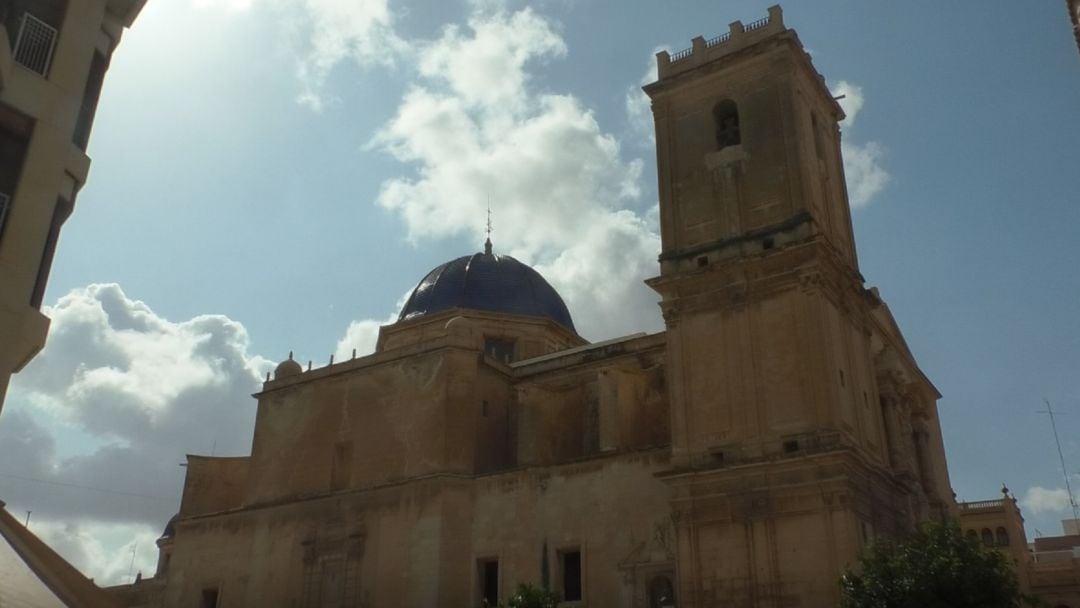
660, 5, 784, 72
958, 499, 1005, 511
744, 16, 770, 32
669, 47, 693, 62
705, 32, 731, 48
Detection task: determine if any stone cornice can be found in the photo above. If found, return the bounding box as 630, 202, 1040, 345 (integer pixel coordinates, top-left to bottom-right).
651, 237, 867, 323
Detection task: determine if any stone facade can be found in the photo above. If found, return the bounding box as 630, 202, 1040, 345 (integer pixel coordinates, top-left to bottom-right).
117, 7, 955, 608
644, 7, 951, 606
0, 0, 144, 414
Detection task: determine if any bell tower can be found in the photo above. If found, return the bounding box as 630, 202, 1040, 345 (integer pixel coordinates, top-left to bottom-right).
645, 6, 952, 607
646, 3, 871, 472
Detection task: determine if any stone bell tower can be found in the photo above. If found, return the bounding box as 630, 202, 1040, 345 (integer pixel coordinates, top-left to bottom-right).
645, 6, 953, 607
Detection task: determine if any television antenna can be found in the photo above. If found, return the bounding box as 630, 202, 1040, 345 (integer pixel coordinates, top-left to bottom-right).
1037, 398, 1079, 523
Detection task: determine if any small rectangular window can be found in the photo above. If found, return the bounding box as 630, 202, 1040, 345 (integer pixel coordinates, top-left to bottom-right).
201, 588, 220, 608
330, 440, 353, 491
478, 559, 499, 606
560, 549, 582, 602
484, 337, 515, 364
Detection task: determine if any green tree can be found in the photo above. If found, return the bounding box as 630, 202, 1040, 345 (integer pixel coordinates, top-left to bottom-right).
839, 521, 1037, 608
481, 583, 560, 608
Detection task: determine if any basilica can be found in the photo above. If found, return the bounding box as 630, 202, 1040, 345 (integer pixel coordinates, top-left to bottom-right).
116, 6, 956, 607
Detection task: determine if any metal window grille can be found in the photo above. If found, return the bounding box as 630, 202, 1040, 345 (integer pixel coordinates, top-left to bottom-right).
0, 192, 10, 233
14, 13, 58, 77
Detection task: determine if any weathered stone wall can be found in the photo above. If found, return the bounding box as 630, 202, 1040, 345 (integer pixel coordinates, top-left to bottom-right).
154, 451, 671, 607
246, 347, 460, 504
179, 456, 250, 517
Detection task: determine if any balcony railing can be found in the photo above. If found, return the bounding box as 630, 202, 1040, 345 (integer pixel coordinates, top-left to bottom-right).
958, 499, 1005, 511
13, 13, 57, 76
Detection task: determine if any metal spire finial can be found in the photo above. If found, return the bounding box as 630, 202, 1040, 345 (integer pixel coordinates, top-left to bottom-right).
484, 200, 493, 255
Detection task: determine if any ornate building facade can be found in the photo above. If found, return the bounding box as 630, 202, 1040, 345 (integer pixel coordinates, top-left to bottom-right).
117, 7, 956, 608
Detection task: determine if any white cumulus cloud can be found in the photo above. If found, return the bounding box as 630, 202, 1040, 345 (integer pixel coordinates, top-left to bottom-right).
186, 0, 406, 110
334, 303, 408, 360
191, 0, 256, 10
30, 520, 162, 585
1022, 486, 1074, 514
372, 4, 660, 340
832, 80, 890, 208
624, 48, 666, 146
1, 284, 270, 584
292, 0, 407, 110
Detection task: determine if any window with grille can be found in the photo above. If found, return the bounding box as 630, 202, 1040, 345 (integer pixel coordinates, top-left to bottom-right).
13, 13, 58, 76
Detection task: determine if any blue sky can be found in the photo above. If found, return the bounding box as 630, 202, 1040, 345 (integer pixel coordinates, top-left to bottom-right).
1, 0, 1079, 582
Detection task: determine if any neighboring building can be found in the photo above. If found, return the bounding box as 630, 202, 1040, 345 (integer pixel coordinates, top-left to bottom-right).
958, 493, 1080, 607
115, 7, 956, 608
0, 500, 121, 608
957, 490, 1033, 589
0, 0, 144, 414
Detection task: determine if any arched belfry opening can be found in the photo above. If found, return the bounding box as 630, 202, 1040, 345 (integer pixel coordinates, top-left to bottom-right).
713, 99, 740, 149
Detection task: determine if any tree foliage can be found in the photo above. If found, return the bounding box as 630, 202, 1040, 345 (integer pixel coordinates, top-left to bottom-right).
840, 521, 1036, 608
481, 583, 559, 608
506, 583, 560, 608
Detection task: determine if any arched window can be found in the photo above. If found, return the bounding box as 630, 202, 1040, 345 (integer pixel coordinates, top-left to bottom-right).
981, 528, 994, 546
714, 99, 740, 149
996, 527, 1010, 546
965, 529, 978, 540
649, 575, 676, 608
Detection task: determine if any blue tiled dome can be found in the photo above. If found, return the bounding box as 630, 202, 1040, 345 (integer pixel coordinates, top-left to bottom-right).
399, 250, 576, 332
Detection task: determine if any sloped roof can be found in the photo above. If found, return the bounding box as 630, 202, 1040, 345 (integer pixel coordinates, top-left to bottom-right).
0, 501, 120, 608
0, 533, 65, 607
